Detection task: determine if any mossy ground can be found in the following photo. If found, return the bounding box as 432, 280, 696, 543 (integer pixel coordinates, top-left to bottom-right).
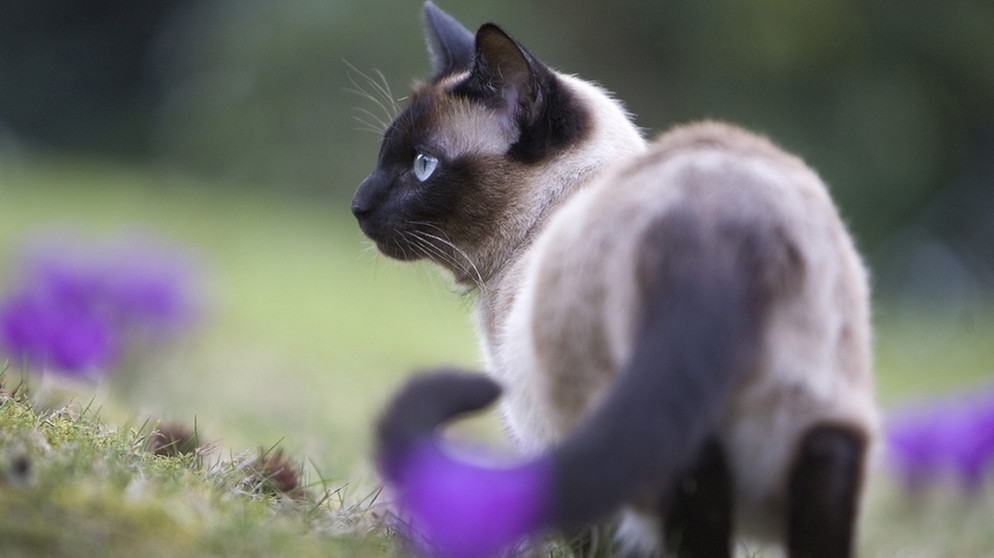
0, 376, 391, 557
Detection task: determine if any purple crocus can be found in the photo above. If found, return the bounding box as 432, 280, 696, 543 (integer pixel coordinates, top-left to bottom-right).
0, 231, 197, 376
387, 442, 553, 558
886, 383, 994, 488
0, 290, 115, 372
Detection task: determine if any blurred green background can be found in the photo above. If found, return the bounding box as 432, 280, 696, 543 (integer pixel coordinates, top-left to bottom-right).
1, 0, 993, 478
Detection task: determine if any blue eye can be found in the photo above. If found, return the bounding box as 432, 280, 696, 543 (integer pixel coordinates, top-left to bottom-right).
413, 153, 439, 182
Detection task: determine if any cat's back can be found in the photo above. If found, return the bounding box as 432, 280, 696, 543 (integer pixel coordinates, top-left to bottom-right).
538, 119, 867, 355
508, 121, 875, 457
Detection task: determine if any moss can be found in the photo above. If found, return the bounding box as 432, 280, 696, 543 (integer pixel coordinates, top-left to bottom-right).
0, 393, 388, 557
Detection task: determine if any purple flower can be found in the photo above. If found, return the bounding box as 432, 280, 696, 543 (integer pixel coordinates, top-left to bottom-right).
387, 443, 553, 558
886, 384, 994, 488
0, 231, 198, 376
0, 292, 115, 372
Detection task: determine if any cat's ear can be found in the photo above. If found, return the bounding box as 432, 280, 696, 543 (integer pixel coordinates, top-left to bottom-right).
423, 1, 475, 78
466, 24, 544, 132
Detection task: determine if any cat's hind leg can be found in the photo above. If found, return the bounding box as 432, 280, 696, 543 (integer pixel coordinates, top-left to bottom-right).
786, 423, 867, 558
663, 437, 733, 558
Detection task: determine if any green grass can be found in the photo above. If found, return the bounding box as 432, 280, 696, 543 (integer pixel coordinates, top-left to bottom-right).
1, 154, 993, 556
0, 379, 389, 557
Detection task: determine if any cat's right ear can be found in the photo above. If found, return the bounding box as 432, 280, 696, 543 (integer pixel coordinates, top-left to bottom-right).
423, 1, 475, 78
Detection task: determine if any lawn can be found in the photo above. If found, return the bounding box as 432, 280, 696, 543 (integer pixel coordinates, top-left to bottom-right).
1, 155, 992, 556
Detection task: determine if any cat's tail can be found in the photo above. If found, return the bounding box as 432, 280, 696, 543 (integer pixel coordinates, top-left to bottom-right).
376, 369, 503, 482
375, 370, 554, 558
375, 211, 790, 557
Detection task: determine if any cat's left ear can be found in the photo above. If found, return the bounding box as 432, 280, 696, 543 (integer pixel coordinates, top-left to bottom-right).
464, 24, 546, 133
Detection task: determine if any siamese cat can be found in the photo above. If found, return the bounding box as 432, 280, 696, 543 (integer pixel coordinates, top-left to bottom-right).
353, 2, 878, 557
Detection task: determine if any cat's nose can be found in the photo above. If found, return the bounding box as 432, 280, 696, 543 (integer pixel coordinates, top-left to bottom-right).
351, 198, 369, 218
351, 173, 379, 219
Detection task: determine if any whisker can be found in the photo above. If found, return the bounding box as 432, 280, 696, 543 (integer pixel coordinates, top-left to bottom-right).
358, 240, 381, 260
408, 223, 486, 293
351, 106, 389, 133
344, 60, 400, 127
384, 230, 402, 259
354, 123, 387, 136
345, 88, 391, 121
369, 68, 400, 116
402, 230, 475, 285
354, 64, 400, 117
402, 230, 454, 268
351, 115, 387, 136
347, 95, 391, 133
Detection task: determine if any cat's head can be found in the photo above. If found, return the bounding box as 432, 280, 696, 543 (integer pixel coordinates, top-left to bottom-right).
351, 2, 592, 287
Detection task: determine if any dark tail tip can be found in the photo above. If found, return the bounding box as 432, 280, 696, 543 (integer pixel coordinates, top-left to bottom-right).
376, 369, 502, 478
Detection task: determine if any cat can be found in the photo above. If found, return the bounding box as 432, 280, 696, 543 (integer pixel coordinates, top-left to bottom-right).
352, 2, 879, 557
